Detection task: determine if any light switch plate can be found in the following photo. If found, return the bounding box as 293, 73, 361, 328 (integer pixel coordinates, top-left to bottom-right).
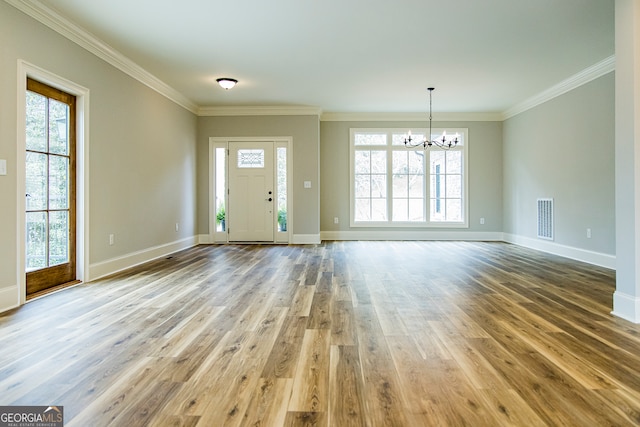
0, 159, 6, 176
303, 180, 311, 188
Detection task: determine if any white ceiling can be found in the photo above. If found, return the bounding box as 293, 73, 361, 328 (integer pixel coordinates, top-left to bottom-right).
25, 0, 614, 114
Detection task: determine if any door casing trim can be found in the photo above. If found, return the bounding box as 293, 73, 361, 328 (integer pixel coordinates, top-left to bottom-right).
17, 60, 90, 305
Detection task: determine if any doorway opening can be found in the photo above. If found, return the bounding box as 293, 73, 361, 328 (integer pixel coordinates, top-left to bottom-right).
18, 61, 89, 305
25, 79, 77, 297
210, 137, 292, 244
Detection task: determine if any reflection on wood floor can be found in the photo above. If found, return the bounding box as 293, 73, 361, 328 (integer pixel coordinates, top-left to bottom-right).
1, 241, 639, 426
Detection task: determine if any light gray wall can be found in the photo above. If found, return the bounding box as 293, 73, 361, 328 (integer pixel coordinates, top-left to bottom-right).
320, 120, 503, 232
503, 72, 615, 255
197, 115, 320, 236
0, 2, 197, 308
90, 82, 197, 262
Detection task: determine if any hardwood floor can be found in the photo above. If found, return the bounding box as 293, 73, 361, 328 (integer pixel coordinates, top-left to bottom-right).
1, 241, 640, 426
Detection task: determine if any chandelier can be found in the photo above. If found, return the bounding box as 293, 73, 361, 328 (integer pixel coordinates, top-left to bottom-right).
403, 87, 459, 149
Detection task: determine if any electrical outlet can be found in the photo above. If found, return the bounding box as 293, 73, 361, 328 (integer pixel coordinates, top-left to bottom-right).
587, 228, 592, 238
334, 217, 339, 224
175, 223, 179, 232
480, 217, 485, 225
109, 234, 114, 245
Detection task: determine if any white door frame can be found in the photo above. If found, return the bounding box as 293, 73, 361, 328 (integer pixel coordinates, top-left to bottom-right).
208, 136, 292, 244
16, 60, 90, 305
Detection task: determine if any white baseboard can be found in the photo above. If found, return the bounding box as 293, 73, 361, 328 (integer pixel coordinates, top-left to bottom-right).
0, 286, 19, 314
293, 234, 321, 244
88, 233, 613, 278
198, 234, 213, 244
503, 233, 615, 270
320, 230, 504, 241
198, 234, 320, 245
88, 236, 198, 281
321, 230, 615, 270
612, 291, 640, 323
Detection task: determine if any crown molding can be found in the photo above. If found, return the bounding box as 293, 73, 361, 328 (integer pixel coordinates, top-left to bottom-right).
6, 0, 199, 114
8, 0, 614, 122
503, 55, 615, 120
320, 111, 503, 122
198, 105, 322, 117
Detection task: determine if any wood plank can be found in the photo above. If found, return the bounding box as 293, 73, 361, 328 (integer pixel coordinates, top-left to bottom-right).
475, 388, 548, 427
289, 285, 316, 317
261, 315, 308, 379
161, 330, 252, 417
316, 271, 333, 294
191, 352, 264, 427
428, 322, 511, 391
330, 300, 357, 346
366, 276, 408, 337
328, 345, 366, 426
288, 329, 331, 412
498, 320, 618, 390
108, 379, 182, 427
283, 411, 327, 426
63, 355, 159, 426
307, 291, 331, 330
241, 378, 293, 427
353, 304, 410, 426
150, 415, 200, 427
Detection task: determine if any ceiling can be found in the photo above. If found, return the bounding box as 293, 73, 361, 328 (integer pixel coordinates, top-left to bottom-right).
22, 0, 614, 115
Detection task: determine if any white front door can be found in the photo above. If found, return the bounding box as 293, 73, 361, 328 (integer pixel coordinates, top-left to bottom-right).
228, 141, 275, 242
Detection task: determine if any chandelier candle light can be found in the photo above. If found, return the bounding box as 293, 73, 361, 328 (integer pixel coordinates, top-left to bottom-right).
403, 87, 459, 149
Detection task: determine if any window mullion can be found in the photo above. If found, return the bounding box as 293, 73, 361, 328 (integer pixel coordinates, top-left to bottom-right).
423, 150, 429, 224
387, 142, 393, 223
369, 149, 374, 221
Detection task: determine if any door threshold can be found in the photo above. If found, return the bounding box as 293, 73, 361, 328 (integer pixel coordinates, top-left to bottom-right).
27, 280, 82, 301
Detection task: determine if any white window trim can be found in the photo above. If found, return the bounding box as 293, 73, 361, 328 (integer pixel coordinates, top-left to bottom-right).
349, 127, 469, 228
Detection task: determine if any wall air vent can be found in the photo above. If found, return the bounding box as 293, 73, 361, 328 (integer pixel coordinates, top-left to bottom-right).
537, 198, 554, 240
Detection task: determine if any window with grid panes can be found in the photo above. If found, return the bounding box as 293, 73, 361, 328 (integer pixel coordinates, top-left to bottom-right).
350, 128, 468, 227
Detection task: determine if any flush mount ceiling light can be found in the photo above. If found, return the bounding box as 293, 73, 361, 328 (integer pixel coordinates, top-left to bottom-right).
216, 78, 238, 90
403, 87, 459, 149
